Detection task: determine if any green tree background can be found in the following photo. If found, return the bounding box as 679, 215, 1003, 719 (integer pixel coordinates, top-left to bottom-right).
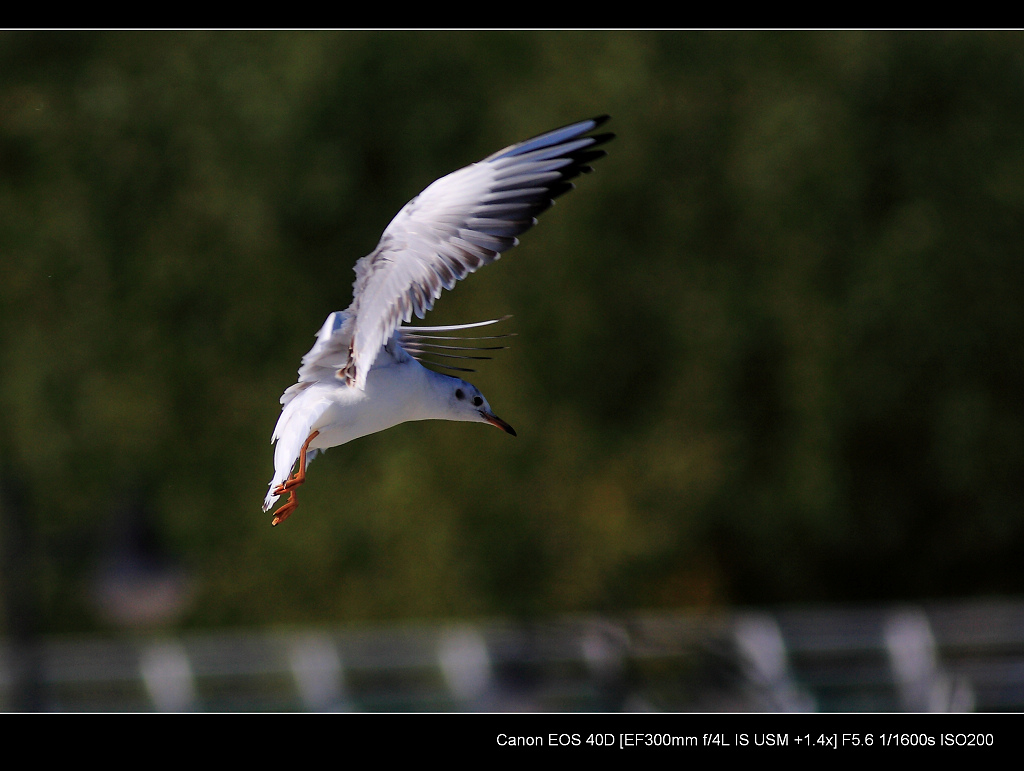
2, 31, 1023, 633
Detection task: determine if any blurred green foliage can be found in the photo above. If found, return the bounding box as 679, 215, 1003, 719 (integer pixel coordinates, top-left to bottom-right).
2, 31, 1024, 633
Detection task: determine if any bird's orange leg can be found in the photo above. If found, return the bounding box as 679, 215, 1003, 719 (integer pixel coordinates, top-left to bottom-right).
270, 430, 320, 527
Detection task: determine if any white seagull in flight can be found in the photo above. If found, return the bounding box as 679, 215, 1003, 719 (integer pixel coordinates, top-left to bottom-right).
264, 116, 613, 525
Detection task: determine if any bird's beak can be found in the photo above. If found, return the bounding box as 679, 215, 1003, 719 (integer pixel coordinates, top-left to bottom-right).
481, 410, 517, 437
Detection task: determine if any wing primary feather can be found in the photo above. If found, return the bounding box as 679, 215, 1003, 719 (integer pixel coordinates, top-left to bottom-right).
400, 316, 513, 332
419, 361, 477, 373
485, 115, 611, 161
404, 348, 494, 361
401, 332, 516, 342
401, 341, 509, 351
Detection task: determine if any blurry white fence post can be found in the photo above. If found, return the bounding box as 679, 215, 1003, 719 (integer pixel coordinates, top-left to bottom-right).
140, 640, 196, 712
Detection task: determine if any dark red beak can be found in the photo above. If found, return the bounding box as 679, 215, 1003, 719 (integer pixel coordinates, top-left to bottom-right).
481, 411, 516, 436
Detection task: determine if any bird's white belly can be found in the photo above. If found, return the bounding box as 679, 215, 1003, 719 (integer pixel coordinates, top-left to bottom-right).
306, 359, 431, 451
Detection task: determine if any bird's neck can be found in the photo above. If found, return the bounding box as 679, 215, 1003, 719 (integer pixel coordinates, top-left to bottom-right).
416, 367, 462, 419
366, 358, 454, 425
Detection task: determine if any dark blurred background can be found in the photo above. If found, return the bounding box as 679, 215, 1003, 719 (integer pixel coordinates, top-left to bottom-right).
2, 30, 1023, 711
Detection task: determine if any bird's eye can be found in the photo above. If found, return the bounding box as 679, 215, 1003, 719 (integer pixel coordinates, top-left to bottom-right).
455, 389, 465, 400
473, 396, 483, 407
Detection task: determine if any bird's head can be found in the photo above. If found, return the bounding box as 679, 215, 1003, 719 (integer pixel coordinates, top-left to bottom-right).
445, 379, 516, 436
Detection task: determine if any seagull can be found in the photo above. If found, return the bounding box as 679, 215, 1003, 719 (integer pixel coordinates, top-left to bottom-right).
263, 116, 613, 525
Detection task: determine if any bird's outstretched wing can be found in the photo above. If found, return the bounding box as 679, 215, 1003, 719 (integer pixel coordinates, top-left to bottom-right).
281, 314, 514, 406
338, 115, 613, 389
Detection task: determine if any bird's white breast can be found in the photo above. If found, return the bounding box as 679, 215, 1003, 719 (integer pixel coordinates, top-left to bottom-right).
304, 352, 439, 452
